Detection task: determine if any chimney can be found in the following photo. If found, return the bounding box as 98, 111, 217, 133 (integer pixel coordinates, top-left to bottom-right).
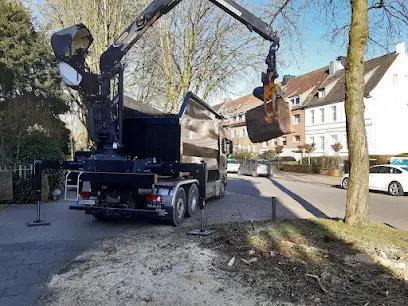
282, 75, 296, 86
329, 56, 345, 75
396, 42, 406, 54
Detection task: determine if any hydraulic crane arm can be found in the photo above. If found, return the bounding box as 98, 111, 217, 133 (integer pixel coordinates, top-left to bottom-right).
100, 0, 279, 78
50, 0, 281, 149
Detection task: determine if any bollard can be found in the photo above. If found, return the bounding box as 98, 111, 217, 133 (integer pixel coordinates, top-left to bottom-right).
272, 197, 277, 221
26, 161, 51, 227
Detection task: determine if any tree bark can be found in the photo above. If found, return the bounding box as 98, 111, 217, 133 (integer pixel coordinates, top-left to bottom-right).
344, 0, 370, 225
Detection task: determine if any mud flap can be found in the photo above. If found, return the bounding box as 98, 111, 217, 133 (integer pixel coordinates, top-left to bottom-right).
245, 86, 294, 143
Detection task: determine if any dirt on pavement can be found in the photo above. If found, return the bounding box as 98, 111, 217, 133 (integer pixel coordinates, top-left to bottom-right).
39, 228, 267, 306
39, 219, 408, 306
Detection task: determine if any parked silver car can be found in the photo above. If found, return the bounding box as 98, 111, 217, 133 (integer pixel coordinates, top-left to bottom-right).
227, 159, 240, 173
238, 159, 272, 177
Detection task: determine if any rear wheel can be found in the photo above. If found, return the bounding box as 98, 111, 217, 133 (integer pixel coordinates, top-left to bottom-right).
170, 187, 187, 227
186, 184, 199, 217
388, 181, 404, 196
342, 177, 349, 190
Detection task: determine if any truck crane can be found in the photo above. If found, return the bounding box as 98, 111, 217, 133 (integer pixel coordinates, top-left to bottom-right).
34, 0, 290, 226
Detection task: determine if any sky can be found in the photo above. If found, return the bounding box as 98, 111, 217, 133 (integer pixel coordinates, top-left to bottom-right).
25, 0, 408, 106
215, 0, 408, 104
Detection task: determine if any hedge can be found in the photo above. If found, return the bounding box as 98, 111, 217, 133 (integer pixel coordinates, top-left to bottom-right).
279, 164, 313, 173
369, 155, 392, 164
301, 156, 343, 173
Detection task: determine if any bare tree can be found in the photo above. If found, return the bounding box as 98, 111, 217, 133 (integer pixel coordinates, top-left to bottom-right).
343, 0, 370, 225
262, 0, 407, 225
304, 143, 316, 165
124, 0, 273, 113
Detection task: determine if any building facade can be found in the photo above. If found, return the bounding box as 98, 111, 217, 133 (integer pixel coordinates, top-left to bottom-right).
304, 42, 408, 157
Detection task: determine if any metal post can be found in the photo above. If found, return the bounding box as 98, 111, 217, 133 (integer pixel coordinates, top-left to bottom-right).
272, 196, 277, 221
26, 161, 51, 227
187, 162, 212, 237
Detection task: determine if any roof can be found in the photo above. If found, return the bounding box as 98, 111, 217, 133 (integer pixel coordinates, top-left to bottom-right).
213, 94, 262, 117
305, 52, 398, 108
283, 66, 329, 108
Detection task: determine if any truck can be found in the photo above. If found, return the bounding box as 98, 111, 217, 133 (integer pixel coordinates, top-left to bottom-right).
34, 0, 283, 227
67, 93, 232, 226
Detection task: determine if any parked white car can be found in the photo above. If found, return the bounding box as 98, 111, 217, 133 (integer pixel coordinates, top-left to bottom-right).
227, 159, 240, 173
341, 164, 408, 196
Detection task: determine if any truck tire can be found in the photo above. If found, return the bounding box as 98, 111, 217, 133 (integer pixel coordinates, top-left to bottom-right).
186, 184, 199, 217
170, 187, 187, 227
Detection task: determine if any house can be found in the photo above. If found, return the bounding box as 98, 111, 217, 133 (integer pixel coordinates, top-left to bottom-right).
275, 68, 329, 158
213, 71, 328, 159
304, 42, 408, 157
214, 94, 271, 154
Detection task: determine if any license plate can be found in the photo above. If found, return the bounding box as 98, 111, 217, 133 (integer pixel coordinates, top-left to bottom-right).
80, 199, 96, 205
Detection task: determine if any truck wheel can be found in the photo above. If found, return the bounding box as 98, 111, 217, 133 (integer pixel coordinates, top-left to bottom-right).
186, 184, 199, 217
170, 187, 187, 227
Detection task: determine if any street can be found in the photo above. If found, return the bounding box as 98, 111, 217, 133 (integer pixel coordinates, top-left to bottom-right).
226, 173, 408, 230
0, 172, 407, 305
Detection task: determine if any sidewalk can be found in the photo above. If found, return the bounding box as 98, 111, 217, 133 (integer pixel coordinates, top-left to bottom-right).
273, 171, 342, 186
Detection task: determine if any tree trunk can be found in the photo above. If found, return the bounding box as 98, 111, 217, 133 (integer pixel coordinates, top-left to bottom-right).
344, 0, 370, 225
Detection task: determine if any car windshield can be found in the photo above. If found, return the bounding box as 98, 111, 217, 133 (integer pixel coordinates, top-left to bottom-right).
228, 160, 239, 164
257, 160, 269, 165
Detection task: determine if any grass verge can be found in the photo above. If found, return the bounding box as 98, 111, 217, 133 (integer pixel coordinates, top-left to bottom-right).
200, 218, 408, 305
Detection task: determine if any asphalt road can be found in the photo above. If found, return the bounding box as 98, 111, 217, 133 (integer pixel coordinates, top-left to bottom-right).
226, 173, 408, 230
0, 173, 407, 305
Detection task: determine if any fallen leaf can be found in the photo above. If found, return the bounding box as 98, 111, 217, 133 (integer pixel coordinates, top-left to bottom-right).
248, 257, 258, 263
228, 256, 235, 267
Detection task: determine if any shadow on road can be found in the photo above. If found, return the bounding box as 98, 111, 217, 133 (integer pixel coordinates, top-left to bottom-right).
269, 178, 329, 218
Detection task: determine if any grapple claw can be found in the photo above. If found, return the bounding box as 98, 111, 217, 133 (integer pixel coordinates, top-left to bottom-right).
245, 83, 293, 143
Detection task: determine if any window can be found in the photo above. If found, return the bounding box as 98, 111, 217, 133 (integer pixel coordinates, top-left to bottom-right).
318, 89, 325, 98
263, 141, 268, 148
379, 167, 392, 174
282, 137, 287, 146
320, 108, 325, 123
309, 136, 314, 144
391, 168, 402, 174
291, 96, 300, 106
293, 135, 301, 143
331, 134, 338, 143
310, 110, 315, 124
332, 105, 337, 121
320, 136, 325, 151
393, 74, 399, 86
369, 166, 380, 173
293, 114, 300, 125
